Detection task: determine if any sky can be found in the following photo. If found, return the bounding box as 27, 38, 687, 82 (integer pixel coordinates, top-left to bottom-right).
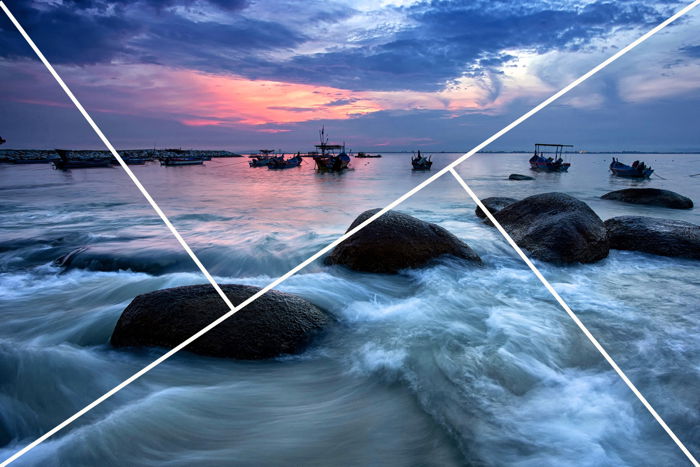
0, 0, 699, 152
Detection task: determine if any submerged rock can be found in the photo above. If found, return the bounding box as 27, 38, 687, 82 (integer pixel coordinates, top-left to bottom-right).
604, 216, 700, 260
111, 284, 329, 360
325, 209, 481, 273
475, 197, 519, 219
493, 192, 609, 264
601, 188, 693, 209
509, 173, 534, 181
54, 243, 194, 275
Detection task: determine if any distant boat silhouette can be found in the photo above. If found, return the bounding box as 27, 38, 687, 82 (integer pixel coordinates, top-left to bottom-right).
0, 136, 6, 145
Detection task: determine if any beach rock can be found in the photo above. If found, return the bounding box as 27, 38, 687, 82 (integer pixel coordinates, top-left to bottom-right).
325, 209, 481, 273
493, 192, 609, 264
601, 188, 693, 209
475, 197, 519, 219
604, 216, 700, 260
509, 173, 534, 181
111, 284, 329, 360
54, 243, 194, 275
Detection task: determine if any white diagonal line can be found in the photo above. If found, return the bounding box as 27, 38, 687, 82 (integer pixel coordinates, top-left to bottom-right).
448, 168, 699, 466
0, 3, 237, 312
2, 0, 699, 464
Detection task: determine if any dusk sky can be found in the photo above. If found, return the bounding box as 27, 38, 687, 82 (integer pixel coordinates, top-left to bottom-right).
1, 0, 699, 152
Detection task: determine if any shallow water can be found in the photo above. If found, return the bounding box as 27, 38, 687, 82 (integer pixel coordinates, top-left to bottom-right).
0, 153, 698, 465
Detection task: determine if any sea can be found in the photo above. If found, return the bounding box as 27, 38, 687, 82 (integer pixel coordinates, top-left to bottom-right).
0, 153, 698, 466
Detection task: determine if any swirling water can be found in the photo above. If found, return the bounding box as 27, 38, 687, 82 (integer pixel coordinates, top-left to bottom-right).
0, 153, 698, 466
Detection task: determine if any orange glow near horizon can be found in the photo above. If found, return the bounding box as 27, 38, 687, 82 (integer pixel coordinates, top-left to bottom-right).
143, 68, 385, 127
9, 64, 541, 133
30, 63, 531, 129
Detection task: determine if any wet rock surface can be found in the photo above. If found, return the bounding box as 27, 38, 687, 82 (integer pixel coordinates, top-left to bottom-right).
326, 209, 482, 273
111, 284, 330, 360
601, 188, 693, 209
605, 216, 700, 260
492, 192, 609, 264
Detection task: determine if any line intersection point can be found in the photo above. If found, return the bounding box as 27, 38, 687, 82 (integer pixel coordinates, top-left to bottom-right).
1, 0, 699, 464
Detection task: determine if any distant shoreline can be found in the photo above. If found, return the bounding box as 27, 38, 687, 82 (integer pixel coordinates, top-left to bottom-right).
2, 149, 699, 156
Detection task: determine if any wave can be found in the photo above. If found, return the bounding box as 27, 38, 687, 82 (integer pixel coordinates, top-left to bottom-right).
0, 243, 697, 465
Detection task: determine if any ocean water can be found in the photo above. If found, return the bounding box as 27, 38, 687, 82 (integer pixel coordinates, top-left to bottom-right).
0, 153, 698, 466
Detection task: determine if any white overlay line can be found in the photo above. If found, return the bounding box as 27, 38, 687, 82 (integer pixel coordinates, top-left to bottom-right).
2, 0, 699, 464
448, 168, 698, 466
0, 3, 237, 312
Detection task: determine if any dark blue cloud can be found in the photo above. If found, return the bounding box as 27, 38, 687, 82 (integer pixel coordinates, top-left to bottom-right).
1, 0, 683, 92
258, 0, 676, 92
680, 44, 700, 58
0, 0, 136, 64
0, 0, 690, 95
0, 0, 283, 67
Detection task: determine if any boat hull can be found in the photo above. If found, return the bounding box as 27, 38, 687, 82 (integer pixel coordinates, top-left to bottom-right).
268, 157, 302, 169
529, 160, 570, 172
610, 162, 653, 179
160, 159, 204, 166
412, 161, 432, 170
313, 154, 350, 171
52, 160, 112, 170
249, 158, 272, 167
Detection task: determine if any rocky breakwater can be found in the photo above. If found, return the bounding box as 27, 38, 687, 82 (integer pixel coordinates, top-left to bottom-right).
0, 149, 58, 163
1, 148, 242, 163
111, 284, 329, 360
325, 209, 482, 273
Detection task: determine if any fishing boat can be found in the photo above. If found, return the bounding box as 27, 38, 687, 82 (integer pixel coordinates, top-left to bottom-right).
267, 153, 303, 169
52, 149, 112, 170
356, 152, 382, 158
529, 143, 572, 172
160, 157, 204, 166
312, 127, 350, 172
411, 151, 432, 170
610, 157, 653, 179
249, 149, 276, 167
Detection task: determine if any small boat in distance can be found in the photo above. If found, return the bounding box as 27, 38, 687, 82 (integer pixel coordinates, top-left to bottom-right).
160, 157, 204, 166
411, 151, 432, 170
356, 152, 382, 158
248, 149, 275, 158
313, 127, 350, 172
159, 148, 205, 166
529, 143, 572, 172
610, 157, 653, 179
268, 153, 303, 169
249, 149, 276, 167
53, 149, 112, 170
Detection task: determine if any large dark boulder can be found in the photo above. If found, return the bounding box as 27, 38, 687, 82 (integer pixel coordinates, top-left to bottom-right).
475, 197, 519, 219
601, 188, 693, 209
111, 284, 329, 360
325, 209, 481, 273
604, 216, 700, 260
493, 192, 609, 264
